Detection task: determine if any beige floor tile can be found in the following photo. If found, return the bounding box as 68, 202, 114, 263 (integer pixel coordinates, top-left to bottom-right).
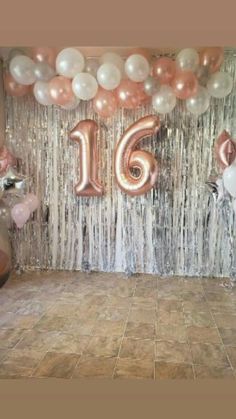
182, 301, 210, 313
186, 326, 221, 344
128, 308, 156, 324
51, 333, 90, 354
15, 330, 61, 352
0, 328, 26, 349
114, 358, 154, 379
97, 307, 129, 322
157, 300, 183, 312
125, 322, 155, 339
106, 296, 132, 308
132, 296, 157, 309
184, 311, 215, 328
73, 356, 116, 378
156, 324, 187, 343
86, 336, 121, 357
190, 343, 230, 368
218, 328, 236, 346
194, 365, 235, 379
213, 314, 236, 329
134, 287, 157, 298
119, 338, 155, 360
0, 349, 44, 378
33, 352, 79, 378
155, 362, 194, 379
155, 341, 192, 363
158, 310, 185, 325
93, 320, 125, 337
225, 346, 236, 368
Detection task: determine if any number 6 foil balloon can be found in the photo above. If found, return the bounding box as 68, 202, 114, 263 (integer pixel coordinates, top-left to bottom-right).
114, 115, 160, 196
214, 130, 236, 171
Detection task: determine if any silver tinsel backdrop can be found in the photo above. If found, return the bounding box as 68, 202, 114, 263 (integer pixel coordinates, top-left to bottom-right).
4, 50, 236, 277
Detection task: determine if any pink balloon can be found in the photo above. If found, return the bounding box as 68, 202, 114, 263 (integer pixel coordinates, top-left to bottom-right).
11, 203, 31, 229
49, 76, 74, 106
0, 146, 17, 175
199, 47, 224, 73
152, 57, 176, 85
4, 72, 30, 97
116, 79, 142, 109
171, 70, 198, 100
93, 87, 118, 118
22, 193, 39, 213
136, 82, 151, 105
31, 47, 57, 68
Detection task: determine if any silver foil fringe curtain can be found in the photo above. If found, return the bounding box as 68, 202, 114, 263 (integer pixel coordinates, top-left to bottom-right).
4, 50, 236, 277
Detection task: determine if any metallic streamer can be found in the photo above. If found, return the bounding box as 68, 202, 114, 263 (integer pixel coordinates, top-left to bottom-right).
3, 49, 236, 277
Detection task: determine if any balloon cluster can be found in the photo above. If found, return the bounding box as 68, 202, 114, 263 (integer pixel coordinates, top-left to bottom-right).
4, 47, 233, 117
0, 146, 39, 229
206, 131, 236, 214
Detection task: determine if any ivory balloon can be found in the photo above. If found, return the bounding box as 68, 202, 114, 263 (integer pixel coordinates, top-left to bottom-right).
10, 55, 36, 85
56, 48, 85, 78
152, 85, 176, 114
33, 81, 53, 106
85, 58, 100, 77
207, 72, 233, 98
186, 86, 210, 115
34, 62, 55, 81
223, 161, 236, 197
115, 115, 160, 196
176, 48, 199, 72
3, 72, 30, 97
100, 52, 124, 74
125, 54, 150, 82
72, 73, 98, 100
143, 76, 160, 96
97, 63, 121, 90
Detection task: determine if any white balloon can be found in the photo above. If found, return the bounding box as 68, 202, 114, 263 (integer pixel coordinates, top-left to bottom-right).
85, 58, 100, 77
100, 52, 124, 74
34, 62, 56, 81
223, 161, 236, 197
72, 73, 98, 100
186, 86, 210, 115
56, 48, 85, 78
125, 54, 150, 82
207, 72, 233, 98
176, 48, 199, 71
33, 81, 53, 106
10, 55, 36, 85
232, 199, 236, 215
144, 76, 159, 96
61, 97, 80, 110
97, 63, 121, 90
152, 85, 176, 114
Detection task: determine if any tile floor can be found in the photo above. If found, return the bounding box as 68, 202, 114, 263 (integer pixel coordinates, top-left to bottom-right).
0, 271, 236, 379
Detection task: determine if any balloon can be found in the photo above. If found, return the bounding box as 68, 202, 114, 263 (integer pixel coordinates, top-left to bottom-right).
49, 76, 74, 106
34, 62, 55, 81
72, 73, 98, 100
0, 146, 17, 175
61, 97, 80, 110
0, 220, 11, 288
214, 131, 236, 171
136, 82, 151, 105
125, 54, 150, 82
207, 72, 233, 98
199, 47, 224, 73
85, 58, 100, 77
152, 85, 176, 114
223, 161, 236, 197
143, 76, 160, 96
11, 202, 31, 228
127, 48, 152, 62
114, 115, 160, 196
93, 87, 118, 118
100, 52, 124, 74
3, 72, 30, 97
56, 48, 85, 78
152, 57, 176, 85
97, 63, 121, 90
176, 48, 199, 72
9, 55, 36, 85
232, 199, 236, 215
186, 86, 210, 115
70, 120, 104, 196
116, 79, 142, 109
0, 200, 12, 228
171, 70, 198, 100
33, 81, 53, 106
22, 193, 39, 213
31, 47, 57, 68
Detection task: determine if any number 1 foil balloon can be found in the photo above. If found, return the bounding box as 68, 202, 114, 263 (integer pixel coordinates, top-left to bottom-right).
214, 130, 236, 171
114, 115, 160, 196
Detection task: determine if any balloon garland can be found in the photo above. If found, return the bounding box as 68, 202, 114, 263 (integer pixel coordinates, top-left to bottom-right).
3, 47, 233, 117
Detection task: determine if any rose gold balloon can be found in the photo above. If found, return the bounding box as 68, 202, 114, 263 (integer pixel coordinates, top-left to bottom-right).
93, 87, 118, 118
116, 79, 142, 109
31, 47, 56, 68
70, 120, 104, 197
171, 70, 198, 100
215, 130, 236, 171
0, 146, 17, 175
4, 72, 30, 97
136, 82, 151, 105
115, 115, 160, 196
49, 76, 74, 106
152, 57, 176, 85
199, 47, 224, 73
